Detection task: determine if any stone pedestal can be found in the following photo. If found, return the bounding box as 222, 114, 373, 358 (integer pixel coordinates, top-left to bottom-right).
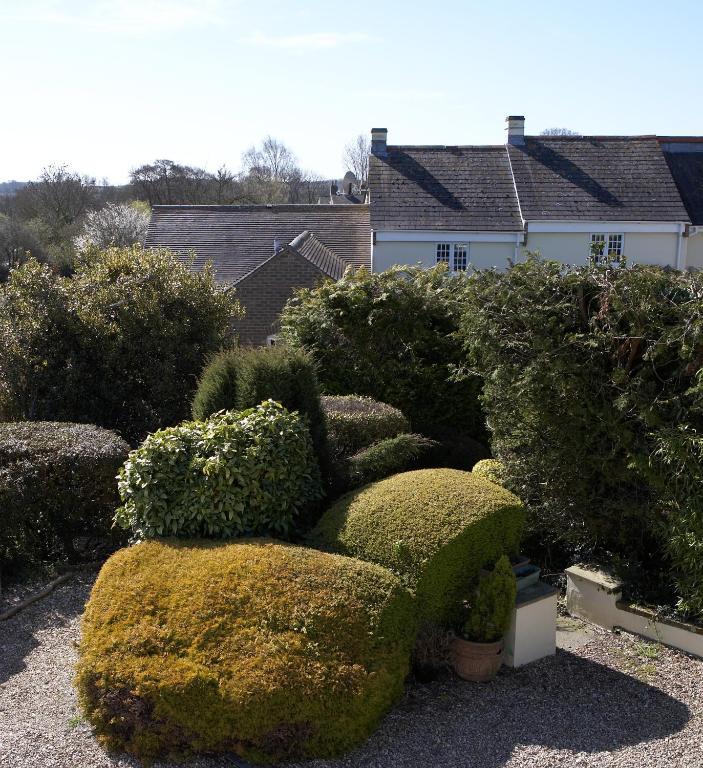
504, 580, 558, 668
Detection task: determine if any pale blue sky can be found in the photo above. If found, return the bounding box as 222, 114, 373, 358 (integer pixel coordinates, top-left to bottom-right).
2, 0, 702, 184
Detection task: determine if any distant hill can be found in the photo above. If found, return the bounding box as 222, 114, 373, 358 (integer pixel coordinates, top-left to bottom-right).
0, 180, 28, 195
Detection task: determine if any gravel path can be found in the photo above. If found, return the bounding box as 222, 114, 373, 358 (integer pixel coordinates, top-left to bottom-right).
1, 575, 702, 768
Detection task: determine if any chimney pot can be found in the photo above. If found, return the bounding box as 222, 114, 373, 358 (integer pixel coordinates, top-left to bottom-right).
505, 115, 525, 145
371, 127, 388, 157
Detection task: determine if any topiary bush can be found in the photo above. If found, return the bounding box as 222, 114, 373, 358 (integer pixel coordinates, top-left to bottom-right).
76, 538, 416, 763
322, 395, 410, 459
192, 346, 329, 479
309, 468, 525, 625
0, 422, 129, 573
472, 459, 506, 487
115, 401, 322, 540
344, 433, 439, 490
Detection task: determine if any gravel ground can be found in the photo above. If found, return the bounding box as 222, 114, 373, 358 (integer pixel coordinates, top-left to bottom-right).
1, 575, 702, 768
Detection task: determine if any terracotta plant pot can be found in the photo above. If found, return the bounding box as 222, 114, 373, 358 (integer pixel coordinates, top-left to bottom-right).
451, 636, 504, 682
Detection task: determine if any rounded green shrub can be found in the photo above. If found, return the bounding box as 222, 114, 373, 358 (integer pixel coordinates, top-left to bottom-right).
76, 538, 415, 763
115, 401, 322, 540
310, 468, 525, 625
0, 422, 129, 573
472, 458, 506, 486
344, 433, 439, 490
322, 395, 410, 459
192, 345, 329, 478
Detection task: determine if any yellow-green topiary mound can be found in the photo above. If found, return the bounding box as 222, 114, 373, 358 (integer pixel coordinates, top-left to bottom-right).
76, 539, 415, 764
472, 458, 507, 486
309, 468, 525, 625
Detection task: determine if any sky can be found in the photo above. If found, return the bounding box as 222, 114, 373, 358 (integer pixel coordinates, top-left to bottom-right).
2, 0, 703, 184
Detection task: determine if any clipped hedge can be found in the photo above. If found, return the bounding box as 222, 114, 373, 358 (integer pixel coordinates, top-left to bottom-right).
344, 433, 439, 490
76, 539, 416, 763
0, 422, 129, 572
322, 395, 410, 459
310, 468, 524, 624
115, 401, 322, 540
192, 346, 328, 477
472, 459, 506, 486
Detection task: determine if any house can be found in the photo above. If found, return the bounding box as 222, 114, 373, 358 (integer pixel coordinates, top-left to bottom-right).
145, 205, 371, 345
369, 117, 703, 272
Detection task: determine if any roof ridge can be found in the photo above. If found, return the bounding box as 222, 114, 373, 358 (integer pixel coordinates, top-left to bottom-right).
151, 204, 370, 212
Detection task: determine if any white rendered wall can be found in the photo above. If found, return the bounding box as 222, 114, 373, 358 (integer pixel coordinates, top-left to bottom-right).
687, 233, 703, 269
524, 232, 679, 267
372, 240, 515, 272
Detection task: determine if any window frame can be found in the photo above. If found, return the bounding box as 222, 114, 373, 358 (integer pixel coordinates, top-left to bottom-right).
590, 232, 624, 262
436, 242, 470, 272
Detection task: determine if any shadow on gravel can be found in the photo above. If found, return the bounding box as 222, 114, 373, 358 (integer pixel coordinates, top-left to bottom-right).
0, 576, 92, 685
288, 648, 691, 768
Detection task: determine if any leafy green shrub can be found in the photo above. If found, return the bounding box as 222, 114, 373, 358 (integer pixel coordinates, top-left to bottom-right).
76, 538, 416, 763
115, 401, 322, 540
461, 257, 703, 617
344, 433, 439, 490
0, 248, 240, 442
322, 395, 410, 459
192, 346, 328, 476
472, 459, 506, 486
0, 422, 129, 573
462, 555, 516, 643
281, 265, 485, 440
309, 468, 524, 625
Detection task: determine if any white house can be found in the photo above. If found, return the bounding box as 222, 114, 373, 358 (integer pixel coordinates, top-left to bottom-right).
368, 118, 703, 272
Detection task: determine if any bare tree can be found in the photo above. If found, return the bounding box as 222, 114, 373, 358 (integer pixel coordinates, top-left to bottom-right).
21, 165, 97, 229
130, 159, 214, 205
343, 134, 371, 188
540, 127, 581, 136
241, 137, 298, 184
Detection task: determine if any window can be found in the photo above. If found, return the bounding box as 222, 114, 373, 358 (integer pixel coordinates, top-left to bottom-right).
590, 233, 624, 262
453, 244, 468, 271
436, 243, 451, 265
436, 243, 469, 271
607, 234, 623, 256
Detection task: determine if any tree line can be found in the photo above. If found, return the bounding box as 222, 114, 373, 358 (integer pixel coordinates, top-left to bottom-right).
0, 134, 370, 280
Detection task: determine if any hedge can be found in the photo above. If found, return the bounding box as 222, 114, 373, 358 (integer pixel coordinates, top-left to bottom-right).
460, 257, 703, 617
322, 395, 410, 459
0, 422, 129, 573
309, 468, 525, 625
76, 539, 416, 763
280, 265, 485, 440
192, 346, 329, 479
0, 249, 239, 443
115, 401, 322, 540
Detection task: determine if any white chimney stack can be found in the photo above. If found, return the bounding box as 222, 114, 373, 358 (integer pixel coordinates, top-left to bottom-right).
505, 115, 525, 145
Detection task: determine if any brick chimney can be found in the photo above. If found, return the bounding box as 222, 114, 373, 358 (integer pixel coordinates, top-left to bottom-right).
505, 115, 525, 145
371, 127, 388, 157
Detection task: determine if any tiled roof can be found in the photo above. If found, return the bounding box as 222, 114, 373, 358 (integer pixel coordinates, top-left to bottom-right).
288, 231, 348, 280
660, 143, 703, 226
145, 205, 371, 283
507, 137, 690, 222
369, 146, 523, 231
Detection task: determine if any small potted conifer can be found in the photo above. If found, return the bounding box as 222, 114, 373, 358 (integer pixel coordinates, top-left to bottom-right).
451, 555, 517, 682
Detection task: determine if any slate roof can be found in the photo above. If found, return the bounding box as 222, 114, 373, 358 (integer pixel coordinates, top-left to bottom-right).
288, 231, 348, 280
507, 137, 690, 222
368, 146, 523, 231
145, 205, 371, 283
660, 142, 703, 226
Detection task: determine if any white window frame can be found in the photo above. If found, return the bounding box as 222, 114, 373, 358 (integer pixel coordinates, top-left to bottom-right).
436, 242, 470, 272
590, 232, 624, 262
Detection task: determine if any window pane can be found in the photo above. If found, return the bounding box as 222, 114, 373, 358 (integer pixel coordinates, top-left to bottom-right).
608, 234, 623, 256
453, 244, 468, 271
436, 243, 450, 264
